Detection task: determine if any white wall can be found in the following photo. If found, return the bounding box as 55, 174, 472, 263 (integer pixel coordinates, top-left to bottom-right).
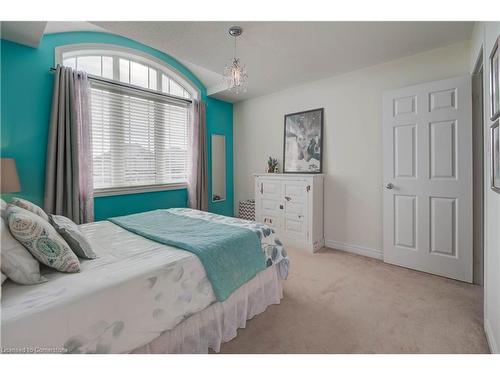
234, 41, 471, 256
470, 22, 500, 354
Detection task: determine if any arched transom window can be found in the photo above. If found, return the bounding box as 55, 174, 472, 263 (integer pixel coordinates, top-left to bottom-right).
57, 45, 199, 195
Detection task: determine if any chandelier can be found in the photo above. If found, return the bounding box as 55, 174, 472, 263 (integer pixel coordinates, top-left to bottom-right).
223, 26, 248, 93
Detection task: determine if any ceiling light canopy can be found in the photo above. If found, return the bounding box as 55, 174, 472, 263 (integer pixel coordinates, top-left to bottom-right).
223, 26, 248, 94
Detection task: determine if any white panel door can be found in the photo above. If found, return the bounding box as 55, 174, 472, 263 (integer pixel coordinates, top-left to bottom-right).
383, 76, 473, 282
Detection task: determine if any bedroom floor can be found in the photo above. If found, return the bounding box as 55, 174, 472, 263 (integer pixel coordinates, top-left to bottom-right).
218, 247, 489, 353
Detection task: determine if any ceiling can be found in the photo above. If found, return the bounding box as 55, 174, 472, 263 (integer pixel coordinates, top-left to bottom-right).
1, 21, 47, 48
7, 21, 475, 103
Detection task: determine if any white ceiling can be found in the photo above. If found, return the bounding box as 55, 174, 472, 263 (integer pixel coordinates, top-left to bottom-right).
44, 21, 105, 34
25, 21, 477, 102
1, 21, 47, 48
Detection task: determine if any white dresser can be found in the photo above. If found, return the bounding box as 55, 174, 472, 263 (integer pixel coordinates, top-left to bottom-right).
254, 173, 324, 253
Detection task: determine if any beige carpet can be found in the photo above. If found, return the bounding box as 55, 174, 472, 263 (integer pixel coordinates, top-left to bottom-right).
218, 247, 490, 354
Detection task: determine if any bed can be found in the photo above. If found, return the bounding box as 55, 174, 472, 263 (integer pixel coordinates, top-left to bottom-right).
1, 208, 289, 354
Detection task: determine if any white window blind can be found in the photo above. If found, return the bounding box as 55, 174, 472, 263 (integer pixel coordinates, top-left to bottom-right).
90, 82, 190, 191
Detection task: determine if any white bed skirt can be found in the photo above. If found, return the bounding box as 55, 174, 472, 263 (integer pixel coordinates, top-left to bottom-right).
131, 265, 283, 354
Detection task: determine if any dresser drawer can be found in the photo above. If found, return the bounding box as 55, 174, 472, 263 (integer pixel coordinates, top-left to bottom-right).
261, 215, 279, 229
283, 215, 306, 240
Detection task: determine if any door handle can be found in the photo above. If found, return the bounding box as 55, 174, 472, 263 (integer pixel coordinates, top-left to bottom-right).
385, 183, 394, 190
260, 183, 263, 194
285, 196, 291, 201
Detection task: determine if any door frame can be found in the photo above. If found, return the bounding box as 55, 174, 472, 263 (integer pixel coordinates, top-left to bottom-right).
472, 49, 485, 286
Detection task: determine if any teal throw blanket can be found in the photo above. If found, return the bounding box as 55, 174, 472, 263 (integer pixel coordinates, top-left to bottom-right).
109, 210, 266, 301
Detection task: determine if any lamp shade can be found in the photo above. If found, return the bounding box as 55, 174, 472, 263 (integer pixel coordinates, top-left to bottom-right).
1, 158, 21, 193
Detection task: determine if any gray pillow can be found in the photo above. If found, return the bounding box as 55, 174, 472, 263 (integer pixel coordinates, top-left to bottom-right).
7, 205, 80, 273
50, 215, 97, 259
1, 272, 6, 284
1, 217, 47, 285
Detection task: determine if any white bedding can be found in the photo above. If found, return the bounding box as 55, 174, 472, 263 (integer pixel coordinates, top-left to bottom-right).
132, 264, 283, 353
1, 221, 219, 353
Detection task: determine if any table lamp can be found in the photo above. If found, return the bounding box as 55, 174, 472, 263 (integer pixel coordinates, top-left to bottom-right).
1, 158, 21, 193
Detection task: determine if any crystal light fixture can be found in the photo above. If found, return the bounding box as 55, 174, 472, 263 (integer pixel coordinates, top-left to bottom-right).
223, 26, 248, 93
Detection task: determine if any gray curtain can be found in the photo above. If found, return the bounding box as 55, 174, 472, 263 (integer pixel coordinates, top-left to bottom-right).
188, 100, 208, 211
44, 66, 94, 224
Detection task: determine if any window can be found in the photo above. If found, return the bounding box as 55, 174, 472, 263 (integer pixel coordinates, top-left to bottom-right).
62, 55, 113, 79
58, 45, 198, 195
62, 52, 193, 99
91, 83, 190, 191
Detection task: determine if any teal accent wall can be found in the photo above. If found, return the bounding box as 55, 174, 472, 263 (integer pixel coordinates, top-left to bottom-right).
0, 32, 233, 220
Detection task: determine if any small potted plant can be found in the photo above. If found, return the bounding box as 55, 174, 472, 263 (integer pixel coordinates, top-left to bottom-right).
267, 157, 279, 173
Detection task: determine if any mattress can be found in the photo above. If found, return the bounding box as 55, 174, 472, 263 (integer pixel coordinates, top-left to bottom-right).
1, 221, 220, 353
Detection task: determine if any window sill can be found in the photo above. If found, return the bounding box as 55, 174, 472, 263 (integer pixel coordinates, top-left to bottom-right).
94, 183, 188, 197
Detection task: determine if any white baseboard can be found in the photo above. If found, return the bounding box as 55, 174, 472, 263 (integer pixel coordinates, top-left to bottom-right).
325, 239, 383, 260
484, 317, 499, 354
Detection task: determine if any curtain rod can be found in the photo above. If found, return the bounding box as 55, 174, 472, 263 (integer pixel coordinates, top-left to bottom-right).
49, 67, 193, 105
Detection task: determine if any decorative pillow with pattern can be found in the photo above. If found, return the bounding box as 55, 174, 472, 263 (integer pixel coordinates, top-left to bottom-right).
6, 205, 80, 273
11, 197, 49, 221
50, 215, 97, 259
1, 217, 47, 285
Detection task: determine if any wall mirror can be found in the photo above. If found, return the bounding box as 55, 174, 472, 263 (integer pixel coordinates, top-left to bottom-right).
211, 134, 226, 202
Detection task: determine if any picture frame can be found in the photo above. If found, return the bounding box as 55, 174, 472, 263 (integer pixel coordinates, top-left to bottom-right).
283, 108, 324, 174
491, 120, 500, 193
489, 35, 500, 121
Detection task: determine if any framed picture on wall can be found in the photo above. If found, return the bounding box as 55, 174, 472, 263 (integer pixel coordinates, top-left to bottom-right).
490, 35, 500, 121
491, 120, 500, 193
283, 108, 324, 173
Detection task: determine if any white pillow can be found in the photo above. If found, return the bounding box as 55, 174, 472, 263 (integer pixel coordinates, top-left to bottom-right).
1, 198, 7, 220
1, 217, 47, 285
